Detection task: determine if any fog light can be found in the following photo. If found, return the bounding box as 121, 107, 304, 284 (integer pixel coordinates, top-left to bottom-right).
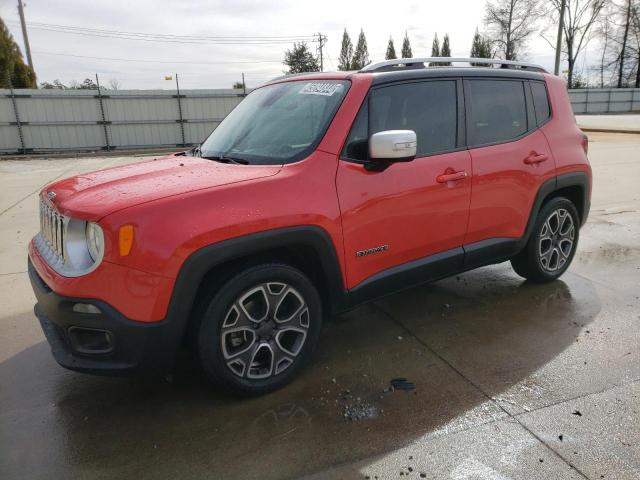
67, 326, 113, 354
72, 303, 101, 314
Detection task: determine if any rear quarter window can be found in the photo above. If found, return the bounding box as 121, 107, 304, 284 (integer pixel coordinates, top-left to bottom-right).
530, 81, 551, 125
467, 79, 527, 147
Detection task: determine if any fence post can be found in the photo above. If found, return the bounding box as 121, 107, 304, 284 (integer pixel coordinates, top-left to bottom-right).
95, 74, 111, 151
585, 88, 589, 114
175, 73, 186, 147
607, 88, 612, 113
9, 85, 26, 154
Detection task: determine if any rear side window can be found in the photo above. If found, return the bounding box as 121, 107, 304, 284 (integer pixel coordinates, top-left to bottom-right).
530, 81, 551, 125
467, 79, 527, 146
370, 81, 457, 157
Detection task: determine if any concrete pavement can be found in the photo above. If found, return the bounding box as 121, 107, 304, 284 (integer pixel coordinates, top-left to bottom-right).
0, 132, 639, 479
576, 114, 640, 133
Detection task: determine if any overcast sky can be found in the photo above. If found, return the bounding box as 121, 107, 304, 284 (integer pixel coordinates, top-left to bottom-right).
0, 0, 595, 90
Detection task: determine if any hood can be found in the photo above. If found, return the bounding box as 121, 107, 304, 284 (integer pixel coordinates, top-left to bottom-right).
44, 155, 282, 220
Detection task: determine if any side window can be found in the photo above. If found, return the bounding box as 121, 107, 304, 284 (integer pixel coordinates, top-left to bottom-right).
342, 101, 368, 161
467, 79, 527, 146
370, 81, 457, 157
530, 81, 551, 125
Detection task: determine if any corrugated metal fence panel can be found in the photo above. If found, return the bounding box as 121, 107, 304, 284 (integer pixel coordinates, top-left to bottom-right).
1, 87, 637, 154
105, 90, 181, 148
0, 88, 245, 154
568, 88, 640, 114
0, 93, 20, 151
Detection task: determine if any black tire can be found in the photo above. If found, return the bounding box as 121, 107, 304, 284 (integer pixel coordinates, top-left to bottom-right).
197, 263, 322, 396
511, 197, 580, 283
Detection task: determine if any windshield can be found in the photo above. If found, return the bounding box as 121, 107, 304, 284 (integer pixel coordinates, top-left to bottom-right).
199, 80, 350, 165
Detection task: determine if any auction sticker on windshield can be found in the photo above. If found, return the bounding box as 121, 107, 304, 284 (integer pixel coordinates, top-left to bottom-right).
299, 82, 343, 96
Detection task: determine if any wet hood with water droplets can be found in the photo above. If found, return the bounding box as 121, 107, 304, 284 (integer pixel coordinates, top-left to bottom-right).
43, 155, 282, 221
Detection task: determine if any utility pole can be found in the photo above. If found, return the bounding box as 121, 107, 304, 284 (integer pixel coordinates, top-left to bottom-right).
317, 33, 327, 71
554, 0, 566, 76
17, 0, 34, 72
242, 72, 246, 95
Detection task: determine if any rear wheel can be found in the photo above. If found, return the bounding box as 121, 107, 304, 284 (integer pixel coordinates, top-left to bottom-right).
511, 197, 580, 283
197, 264, 322, 395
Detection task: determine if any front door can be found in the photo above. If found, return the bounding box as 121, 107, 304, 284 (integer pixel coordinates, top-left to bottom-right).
336, 79, 472, 290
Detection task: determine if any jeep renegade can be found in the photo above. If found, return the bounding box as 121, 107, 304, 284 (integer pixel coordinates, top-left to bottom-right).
29, 58, 592, 395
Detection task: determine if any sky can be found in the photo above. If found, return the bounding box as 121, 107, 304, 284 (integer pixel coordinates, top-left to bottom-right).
0, 0, 597, 90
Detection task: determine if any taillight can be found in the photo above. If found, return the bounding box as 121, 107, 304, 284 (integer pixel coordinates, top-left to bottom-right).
581, 134, 589, 155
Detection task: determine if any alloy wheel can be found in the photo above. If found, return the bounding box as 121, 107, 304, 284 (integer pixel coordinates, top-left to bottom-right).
538, 208, 575, 272
219, 282, 310, 380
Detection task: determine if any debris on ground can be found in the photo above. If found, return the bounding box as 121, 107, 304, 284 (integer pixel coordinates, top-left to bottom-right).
390, 378, 416, 391
342, 400, 378, 421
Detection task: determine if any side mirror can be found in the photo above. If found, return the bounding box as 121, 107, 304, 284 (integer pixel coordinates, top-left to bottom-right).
367, 130, 417, 171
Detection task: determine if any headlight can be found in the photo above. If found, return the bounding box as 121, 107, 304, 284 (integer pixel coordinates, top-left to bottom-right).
85, 222, 104, 261
36, 197, 106, 277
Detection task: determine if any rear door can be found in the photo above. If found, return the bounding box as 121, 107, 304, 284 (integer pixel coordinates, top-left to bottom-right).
463, 78, 556, 248
336, 79, 472, 290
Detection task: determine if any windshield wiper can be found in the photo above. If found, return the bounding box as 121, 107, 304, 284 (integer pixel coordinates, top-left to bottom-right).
201, 154, 249, 165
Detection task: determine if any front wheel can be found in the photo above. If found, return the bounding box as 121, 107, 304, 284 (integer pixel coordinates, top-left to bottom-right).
197, 264, 322, 396
511, 197, 580, 283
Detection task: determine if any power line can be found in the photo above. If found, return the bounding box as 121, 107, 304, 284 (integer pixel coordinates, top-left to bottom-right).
33, 50, 282, 65
26, 21, 316, 40
6, 20, 317, 45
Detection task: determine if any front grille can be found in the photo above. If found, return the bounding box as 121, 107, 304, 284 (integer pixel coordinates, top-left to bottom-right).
39, 197, 67, 263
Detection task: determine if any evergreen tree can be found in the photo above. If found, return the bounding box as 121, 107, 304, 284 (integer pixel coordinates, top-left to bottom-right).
337, 29, 354, 71
0, 18, 36, 88
401, 31, 413, 58
351, 29, 370, 70
470, 28, 493, 66
430, 33, 440, 66
440, 34, 452, 66
283, 42, 320, 74
385, 37, 397, 60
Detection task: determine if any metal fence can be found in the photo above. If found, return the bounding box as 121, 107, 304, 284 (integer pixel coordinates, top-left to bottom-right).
1, 87, 639, 155
568, 88, 640, 114
0, 88, 246, 154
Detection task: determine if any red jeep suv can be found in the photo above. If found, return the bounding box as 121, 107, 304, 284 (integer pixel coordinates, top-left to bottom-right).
29, 58, 591, 395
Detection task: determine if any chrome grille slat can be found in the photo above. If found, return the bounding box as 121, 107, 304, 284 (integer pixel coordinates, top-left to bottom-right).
38, 198, 67, 264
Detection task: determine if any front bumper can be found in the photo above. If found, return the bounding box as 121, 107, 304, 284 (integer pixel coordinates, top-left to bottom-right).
29, 258, 180, 376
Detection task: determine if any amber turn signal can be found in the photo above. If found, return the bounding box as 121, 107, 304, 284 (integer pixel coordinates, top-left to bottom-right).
118, 225, 134, 256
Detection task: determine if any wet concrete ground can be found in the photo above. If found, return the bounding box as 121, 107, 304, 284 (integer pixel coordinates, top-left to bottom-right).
0, 133, 639, 479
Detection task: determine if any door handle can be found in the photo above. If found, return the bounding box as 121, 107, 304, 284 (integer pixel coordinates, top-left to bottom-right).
436, 171, 468, 183
524, 152, 548, 164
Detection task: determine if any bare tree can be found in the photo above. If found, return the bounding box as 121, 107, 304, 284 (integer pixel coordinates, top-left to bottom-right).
483, 0, 543, 60
547, 0, 606, 88
617, 0, 633, 86
108, 78, 121, 90
628, 1, 640, 86
611, 0, 640, 87
593, 4, 615, 86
